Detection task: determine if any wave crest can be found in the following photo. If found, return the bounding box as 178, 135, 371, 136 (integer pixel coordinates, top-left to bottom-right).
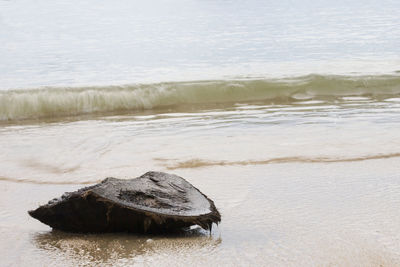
1, 74, 400, 121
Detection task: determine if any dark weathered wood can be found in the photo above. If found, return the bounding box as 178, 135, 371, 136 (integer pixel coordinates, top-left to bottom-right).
28, 171, 221, 233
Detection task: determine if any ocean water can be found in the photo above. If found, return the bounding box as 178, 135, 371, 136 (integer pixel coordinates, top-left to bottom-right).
1, 0, 400, 266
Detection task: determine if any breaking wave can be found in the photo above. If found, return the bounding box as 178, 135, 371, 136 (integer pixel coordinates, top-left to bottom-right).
1, 74, 400, 121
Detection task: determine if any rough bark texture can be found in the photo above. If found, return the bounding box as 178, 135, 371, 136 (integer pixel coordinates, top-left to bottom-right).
28, 171, 221, 233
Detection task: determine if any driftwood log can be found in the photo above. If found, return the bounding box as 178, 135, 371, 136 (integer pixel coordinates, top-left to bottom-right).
29, 171, 221, 233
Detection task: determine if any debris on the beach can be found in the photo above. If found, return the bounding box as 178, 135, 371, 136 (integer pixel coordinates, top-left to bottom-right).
28, 171, 221, 233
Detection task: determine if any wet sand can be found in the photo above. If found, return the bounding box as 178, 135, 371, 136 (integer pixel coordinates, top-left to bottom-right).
2, 158, 400, 266
1, 97, 400, 266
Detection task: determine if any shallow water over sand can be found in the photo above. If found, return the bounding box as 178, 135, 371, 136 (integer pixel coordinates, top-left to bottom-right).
2, 161, 400, 266
1, 97, 400, 266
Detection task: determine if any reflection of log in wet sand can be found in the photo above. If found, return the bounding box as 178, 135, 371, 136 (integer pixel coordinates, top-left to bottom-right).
33, 230, 221, 266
